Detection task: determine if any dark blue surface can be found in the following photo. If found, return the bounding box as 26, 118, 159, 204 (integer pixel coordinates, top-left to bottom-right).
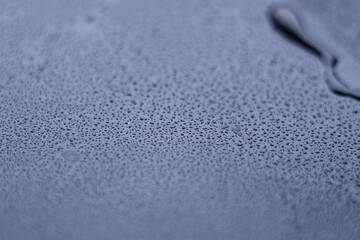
1, 0, 360, 239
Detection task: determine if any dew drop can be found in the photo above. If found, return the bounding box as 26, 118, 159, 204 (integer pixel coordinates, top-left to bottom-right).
269, 5, 360, 100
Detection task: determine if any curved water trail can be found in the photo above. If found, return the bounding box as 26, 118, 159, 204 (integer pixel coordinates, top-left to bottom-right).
268, 5, 360, 100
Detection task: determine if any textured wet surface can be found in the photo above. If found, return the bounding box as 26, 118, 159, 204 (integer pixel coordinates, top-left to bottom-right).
1, 0, 360, 239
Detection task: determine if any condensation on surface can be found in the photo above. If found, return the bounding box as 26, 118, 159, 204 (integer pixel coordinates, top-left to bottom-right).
0, 0, 360, 239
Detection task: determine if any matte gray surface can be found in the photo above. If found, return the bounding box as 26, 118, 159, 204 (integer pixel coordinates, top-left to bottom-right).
1, 0, 360, 239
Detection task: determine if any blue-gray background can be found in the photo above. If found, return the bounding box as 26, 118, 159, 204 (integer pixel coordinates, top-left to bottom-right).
1, 0, 360, 239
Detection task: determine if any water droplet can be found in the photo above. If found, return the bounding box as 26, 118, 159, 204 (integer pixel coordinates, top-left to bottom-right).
269, 5, 360, 100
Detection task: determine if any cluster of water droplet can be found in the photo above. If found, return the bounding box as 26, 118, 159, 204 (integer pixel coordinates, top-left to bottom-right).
0, 0, 359, 239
